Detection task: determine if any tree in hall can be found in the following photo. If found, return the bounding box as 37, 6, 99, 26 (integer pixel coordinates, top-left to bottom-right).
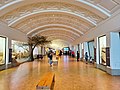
28, 35, 51, 61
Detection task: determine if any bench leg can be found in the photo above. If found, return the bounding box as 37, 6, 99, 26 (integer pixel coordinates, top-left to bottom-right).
53, 75, 55, 82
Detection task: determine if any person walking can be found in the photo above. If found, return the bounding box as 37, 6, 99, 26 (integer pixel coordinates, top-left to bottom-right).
71, 51, 75, 58
59, 50, 62, 57
85, 52, 88, 64
49, 51, 53, 67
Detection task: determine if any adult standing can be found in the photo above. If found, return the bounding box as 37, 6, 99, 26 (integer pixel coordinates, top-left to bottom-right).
59, 50, 62, 56
56, 49, 59, 59
71, 51, 75, 58
77, 51, 80, 62
85, 52, 88, 64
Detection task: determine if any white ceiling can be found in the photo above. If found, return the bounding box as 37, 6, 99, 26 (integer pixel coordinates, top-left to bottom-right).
0, 0, 120, 48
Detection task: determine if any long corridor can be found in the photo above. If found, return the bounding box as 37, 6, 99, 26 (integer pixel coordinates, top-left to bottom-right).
0, 56, 120, 90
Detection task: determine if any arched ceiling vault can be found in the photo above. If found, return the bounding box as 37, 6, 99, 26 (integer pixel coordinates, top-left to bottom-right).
31, 28, 80, 38
0, 0, 120, 46
47, 36, 74, 43
9, 12, 93, 30
38, 30, 78, 40
1, 0, 119, 16
47, 39, 70, 49
44, 34, 75, 42
27, 24, 84, 36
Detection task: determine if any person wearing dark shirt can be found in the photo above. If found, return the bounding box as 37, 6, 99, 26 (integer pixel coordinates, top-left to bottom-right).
77, 51, 80, 62
85, 52, 88, 64
49, 51, 53, 67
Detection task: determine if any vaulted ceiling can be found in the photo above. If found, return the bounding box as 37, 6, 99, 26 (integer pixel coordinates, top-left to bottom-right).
0, 0, 120, 48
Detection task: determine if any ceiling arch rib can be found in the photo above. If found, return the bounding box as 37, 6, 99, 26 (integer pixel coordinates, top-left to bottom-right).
0, 0, 116, 18
12, 15, 91, 29
12, 13, 92, 34
0, 0, 22, 10
28, 21, 88, 33
6, 10, 97, 27
12, 13, 91, 29
47, 36, 74, 43
0, 2, 104, 27
39, 33, 76, 41
37, 30, 78, 40
31, 28, 80, 38
17, 20, 88, 34
27, 24, 84, 36
76, 0, 111, 17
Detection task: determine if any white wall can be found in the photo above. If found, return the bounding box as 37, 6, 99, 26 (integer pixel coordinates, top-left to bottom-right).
71, 9, 120, 72
110, 32, 120, 69
0, 21, 27, 42
73, 9, 120, 68
0, 21, 28, 65
73, 9, 120, 44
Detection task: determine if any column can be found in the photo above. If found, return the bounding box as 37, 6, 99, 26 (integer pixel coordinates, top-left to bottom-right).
38, 46, 41, 54
79, 43, 82, 58
7, 38, 12, 64
84, 42, 89, 57
107, 32, 120, 75
110, 32, 120, 69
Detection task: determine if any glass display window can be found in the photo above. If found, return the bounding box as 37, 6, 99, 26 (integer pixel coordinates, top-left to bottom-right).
98, 35, 106, 65
12, 40, 29, 61
0, 36, 6, 65
88, 40, 94, 60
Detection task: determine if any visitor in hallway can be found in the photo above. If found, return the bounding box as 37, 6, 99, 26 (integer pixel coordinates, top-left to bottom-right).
77, 51, 80, 62
85, 52, 88, 64
71, 51, 75, 58
49, 51, 53, 67
89, 56, 93, 64
59, 50, 62, 57
56, 49, 59, 59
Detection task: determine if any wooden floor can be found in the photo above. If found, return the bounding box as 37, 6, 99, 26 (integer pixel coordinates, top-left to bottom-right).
0, 56, 120, 90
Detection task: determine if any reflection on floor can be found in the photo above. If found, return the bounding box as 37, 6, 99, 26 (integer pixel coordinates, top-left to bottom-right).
0, 55, 120, 90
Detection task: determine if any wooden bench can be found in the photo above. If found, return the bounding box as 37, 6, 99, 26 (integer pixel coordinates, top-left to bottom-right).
36, 72, 55, 90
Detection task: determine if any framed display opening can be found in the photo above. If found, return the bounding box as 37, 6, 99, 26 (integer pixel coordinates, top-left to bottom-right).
0, 36, 6, 65
98, 35, 107, 65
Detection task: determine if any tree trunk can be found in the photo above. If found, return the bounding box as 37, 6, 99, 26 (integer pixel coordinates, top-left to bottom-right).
30, 49, 34, 61
29, 45, 34, 61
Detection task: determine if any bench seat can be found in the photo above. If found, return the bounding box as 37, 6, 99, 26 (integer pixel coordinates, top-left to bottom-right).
36, 72, 55, 90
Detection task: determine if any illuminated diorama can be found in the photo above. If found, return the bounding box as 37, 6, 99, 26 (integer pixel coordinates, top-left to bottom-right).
0, 37, 6, 65
99, 35, 106, 65
12, 40, 29, 61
